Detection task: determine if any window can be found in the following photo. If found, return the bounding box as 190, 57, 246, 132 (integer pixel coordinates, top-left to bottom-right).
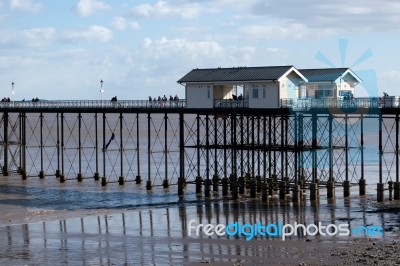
253, 88, 259, 98
315, 84, 333, 98
263, 85, 266, 98
300, 85, 307, 98
315, 89, 333, 98
207, 88, 210, 98
252, 85, 259, 99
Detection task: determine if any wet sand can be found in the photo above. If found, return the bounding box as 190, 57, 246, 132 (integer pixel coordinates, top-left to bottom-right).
0, 176, 399, 265
0, 208, 399, 265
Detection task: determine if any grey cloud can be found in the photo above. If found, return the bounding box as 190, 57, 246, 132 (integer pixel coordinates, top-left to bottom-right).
250, 0, 400, 31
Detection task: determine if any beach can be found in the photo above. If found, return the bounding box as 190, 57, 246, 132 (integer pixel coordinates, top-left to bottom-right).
0, 174, 399, 265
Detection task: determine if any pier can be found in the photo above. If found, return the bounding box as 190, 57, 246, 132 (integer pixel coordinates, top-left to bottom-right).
1, 98, 400, 202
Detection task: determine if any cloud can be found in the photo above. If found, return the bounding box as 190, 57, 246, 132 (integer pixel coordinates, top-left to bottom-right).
61, 25, 112, 43
0, 27, 56, 48
381, 70, 400, 80
73, 0, 110, 17
237, 21, 339, 41
10, 0, 43, 12
179, 0, 400, 33
176, 0, 257, 11
139, 37, 256, 73
238, 23, 313, 40
129, 0, 207, 19
249, 0, 400, 31
113, 17, 140, 31
66, 36, 258, 99
0, 26, 113, 48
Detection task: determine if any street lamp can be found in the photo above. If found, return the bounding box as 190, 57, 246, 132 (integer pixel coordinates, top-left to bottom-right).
100, 79, 104, 105
11, 82, 14, 106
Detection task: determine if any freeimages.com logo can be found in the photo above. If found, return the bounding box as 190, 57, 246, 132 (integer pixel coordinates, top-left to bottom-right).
187, 219, 383, 241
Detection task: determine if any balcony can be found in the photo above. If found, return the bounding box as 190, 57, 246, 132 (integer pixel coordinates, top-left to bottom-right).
214, 99, 249, 108
281, 97, 400, 110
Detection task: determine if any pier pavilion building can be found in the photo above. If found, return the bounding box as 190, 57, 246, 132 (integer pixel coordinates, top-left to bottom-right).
178, 66, 362, 108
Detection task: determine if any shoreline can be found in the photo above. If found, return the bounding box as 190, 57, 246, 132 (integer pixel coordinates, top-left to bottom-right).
0, 175, 399, 265
0, 200, 399, 265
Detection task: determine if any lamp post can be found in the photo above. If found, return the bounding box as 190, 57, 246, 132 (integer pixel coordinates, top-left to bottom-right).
11, 82, 14, 106
100, 79, 104, 106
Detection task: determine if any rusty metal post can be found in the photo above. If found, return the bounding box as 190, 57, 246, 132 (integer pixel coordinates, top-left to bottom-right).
343, 114, 351, 198
292, 113, 300, 202
327, 114, 335, 199
359, 115, 366, 196
18, 112, 22, 174
394, 114, 400, 200
231, 114, 238, 200
55, 113, 61, 178
94, 113, 100, 180
212, 114, 219, 192
21, 113, 27, 179
2, 112, 9, 176
163, 113, 169, 188
135, 113, 142, 184
178, 112, 185, 197
256, 116, 262, 193
204, 114, 211, 198
310, 113, 319, 201
146, 113, 152, 190
39, 112, 45, 178
195, 114, 202, 195
377, 112, 384, 202
60, 113, 65, 182
118, 113, 125, 185
101, 113, 107, 186
77, 113, 83, 181
221, 116, 228, 196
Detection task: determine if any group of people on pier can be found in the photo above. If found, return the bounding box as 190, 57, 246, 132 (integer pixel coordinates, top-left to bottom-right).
148, 94, 180, 107
1, 97, 10, 102
148, 95, 179, 102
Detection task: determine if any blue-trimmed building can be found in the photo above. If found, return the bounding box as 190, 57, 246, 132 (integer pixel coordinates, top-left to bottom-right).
298, 68, 362, 99
178, 66, 362, 108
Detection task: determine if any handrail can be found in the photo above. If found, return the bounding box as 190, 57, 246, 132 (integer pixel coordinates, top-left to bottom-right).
214, 99, 249, 108
281, 97, 400, 110
1, 97, 399, 110
0, 99, 187, 109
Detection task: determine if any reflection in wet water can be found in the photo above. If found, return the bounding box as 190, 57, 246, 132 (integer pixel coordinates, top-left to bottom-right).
0, 197, 398, 265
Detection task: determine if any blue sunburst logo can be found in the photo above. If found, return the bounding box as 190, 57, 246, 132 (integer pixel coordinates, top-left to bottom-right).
315, 38, 379, 97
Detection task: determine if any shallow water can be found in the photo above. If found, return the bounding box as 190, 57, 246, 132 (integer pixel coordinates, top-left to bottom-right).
0, 174, 399, 265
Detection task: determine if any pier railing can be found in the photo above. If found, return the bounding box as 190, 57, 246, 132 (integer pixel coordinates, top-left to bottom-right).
0, 99, 187, 109
1, 97, 400, 110
214, 99, 249, 108
281, 97, 400, 110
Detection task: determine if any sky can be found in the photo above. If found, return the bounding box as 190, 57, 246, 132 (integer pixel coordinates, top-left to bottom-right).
1, 0, 400, 100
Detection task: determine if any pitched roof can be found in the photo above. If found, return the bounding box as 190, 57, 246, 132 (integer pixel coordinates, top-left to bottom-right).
299, 68, 361, 83
178, 65, 298, 83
